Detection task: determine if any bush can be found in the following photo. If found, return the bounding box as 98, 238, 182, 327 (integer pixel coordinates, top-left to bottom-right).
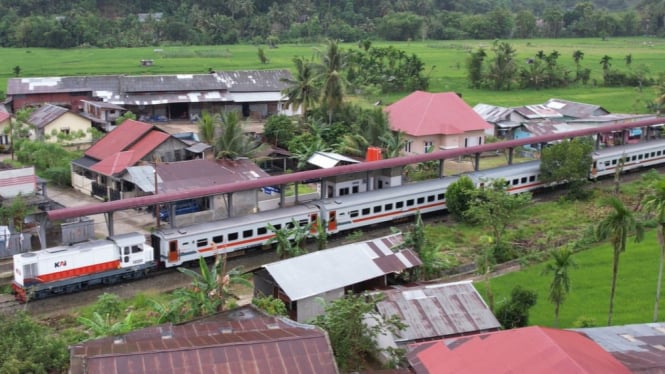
494, 286, 538, 329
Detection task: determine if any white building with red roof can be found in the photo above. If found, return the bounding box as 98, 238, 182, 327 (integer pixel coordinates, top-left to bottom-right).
384, 91, 492, 155
0, 110, 10, 148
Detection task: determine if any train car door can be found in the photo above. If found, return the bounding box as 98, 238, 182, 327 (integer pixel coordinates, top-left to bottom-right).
328, 211, 337, 232
168, 240, 179, 263
309, 213, 318, 234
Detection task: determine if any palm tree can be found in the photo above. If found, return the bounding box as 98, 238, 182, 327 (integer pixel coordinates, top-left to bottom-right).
641, 178, 665, 321
380, 131, 407, 159
267, 219, 311, 259
281, 56, 319, 121
315, 39, 348, 124
541, 246, 577, 327
197, 110, 218, 145
600, 55, 613, 74
572, 50, 584, 81
215, 111, 266, 159
595, 196, 644, 325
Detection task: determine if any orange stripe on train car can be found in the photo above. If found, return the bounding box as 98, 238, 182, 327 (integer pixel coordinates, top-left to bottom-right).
36, 260, 121, 283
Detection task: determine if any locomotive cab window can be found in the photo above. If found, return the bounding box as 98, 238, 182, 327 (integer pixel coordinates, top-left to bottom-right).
124, 247, 129, 255
197, 238, 208, 247
131, 245, 142, 253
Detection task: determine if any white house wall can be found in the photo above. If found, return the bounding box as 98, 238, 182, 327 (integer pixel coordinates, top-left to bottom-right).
0, 166, 36, 197
44, 113, 93, 144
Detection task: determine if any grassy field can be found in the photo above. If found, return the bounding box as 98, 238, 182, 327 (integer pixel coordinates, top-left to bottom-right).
483, 229, 664, 328
1, 37, 665, 113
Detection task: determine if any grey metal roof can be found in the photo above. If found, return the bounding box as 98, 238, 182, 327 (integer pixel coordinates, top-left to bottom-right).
109, 91, 228, 106
71, 156, 99, 169
572, 323, 665, 373
308, 151, 361, 169
263, 234, 421, 301
155, 158, 269, 193
215, 70, 292, 92
376, 281, 501, 344
80, 100, 126, 110
514, 104, 565, 120
7, 75, 120, 95
185, 142, 212, 153
124, 165, 161, 193
28, 104, 70, 129
473, 103, 514, 123
120, 74, 226, 93
545, 98, 608, 118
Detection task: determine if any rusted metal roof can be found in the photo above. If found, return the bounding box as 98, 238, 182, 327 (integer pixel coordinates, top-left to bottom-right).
7, 75, 120, 95
572, 322, 665, 373
514, 104, 564, 120
473, 103, 514, 123
27, 104, 69, 129
376, 281, 500, 344
69, 305, 339, 374
47, 116, 665, 221
545, 98, 608, 118
407, 326, 631, 374
262, 234, 421, 301
85, 119, 153, 160
215, 70, 291, 92
156, 159, 270, 192
385, 91, 492, 136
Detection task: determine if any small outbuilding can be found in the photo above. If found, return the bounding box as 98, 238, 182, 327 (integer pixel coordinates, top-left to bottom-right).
253, 233, 422, 322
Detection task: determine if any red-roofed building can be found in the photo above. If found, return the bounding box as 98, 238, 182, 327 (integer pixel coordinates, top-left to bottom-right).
0, 111, 10, 148
71, 119, 193, 201
407, 326, 631, 374
385, 91, 492, 155
69, 305, 339, 374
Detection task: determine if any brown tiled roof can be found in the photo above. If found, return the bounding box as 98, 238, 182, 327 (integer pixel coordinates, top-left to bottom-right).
70, 305, 339, 374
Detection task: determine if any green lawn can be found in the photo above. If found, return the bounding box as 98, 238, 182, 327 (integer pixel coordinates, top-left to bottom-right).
481, 229, 664, 328
2, 37, 664, 113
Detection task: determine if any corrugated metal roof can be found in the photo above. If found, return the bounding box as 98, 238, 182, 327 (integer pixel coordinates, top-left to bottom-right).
215, 70, 291, 92
185, 142, 212, 153
473, 103, 514, 123
71, 156, 98, 169
109, 91, 228, 106
385, 91, 492, 136
308, 151, 361, 169
376, 281, 500, 344
155, 159, 269, 192
7, 75, 120, 95
572, 322, 665, 373
514, 104, 564, 120
28, 104, 69, 129
545, 98, 608, 118
407, 326, 631, 374
124, 165, 161, 193
263, 234, 421, 301
81, 100, 126, 110
69, 305, 339, 374
229, 91, 284, 103
85, 119, 153, 160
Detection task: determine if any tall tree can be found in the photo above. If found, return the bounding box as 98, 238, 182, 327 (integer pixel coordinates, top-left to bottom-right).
197, 110, 218, 145
595, 196, 644, 325
486, 40, 517, 90
640, 178, 665, 321
572, 50, 585, 81
215, 111, 265, 159
281, 56, 319, 121
541, 246, 577, 327
316, 39, 348, 124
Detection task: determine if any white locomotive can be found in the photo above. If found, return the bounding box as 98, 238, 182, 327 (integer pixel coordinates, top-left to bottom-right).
14, 138, 665, 301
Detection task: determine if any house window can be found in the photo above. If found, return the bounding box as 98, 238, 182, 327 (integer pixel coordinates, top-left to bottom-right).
424, 141, 433, 153
404, 141, 412, 153
60, 127, 70, 135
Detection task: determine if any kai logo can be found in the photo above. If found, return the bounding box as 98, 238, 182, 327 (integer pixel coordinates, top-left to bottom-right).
54, 260, 67, 268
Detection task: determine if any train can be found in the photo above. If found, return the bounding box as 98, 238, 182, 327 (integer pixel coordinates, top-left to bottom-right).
12, 138, 665, 301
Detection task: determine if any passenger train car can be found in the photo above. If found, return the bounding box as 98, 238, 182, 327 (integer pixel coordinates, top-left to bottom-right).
13, 139, 665, 301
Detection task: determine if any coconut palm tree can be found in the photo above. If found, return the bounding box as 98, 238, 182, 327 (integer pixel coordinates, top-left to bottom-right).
595, 196, 644, 325
215, 111, 266, 159
600, 55, 613, 75
315, 39, 348, 124
281, 56, 319, 121
380, 130, 407, 159
197, 110, 218, 145
541, 246, 577, 327
641, 178, 665, 321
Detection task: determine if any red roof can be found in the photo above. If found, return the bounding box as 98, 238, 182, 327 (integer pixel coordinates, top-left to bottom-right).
85, 119, 153, 160
0, 111, 10, 123
385, 91, 491, 136
408, 326, 631, 374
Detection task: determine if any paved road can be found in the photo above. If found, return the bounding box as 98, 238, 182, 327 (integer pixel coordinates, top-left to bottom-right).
46, 185, 156, 238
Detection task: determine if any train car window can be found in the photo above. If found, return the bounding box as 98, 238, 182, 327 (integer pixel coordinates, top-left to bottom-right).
396, 201, 404, 208
243, 229, 253, 238
339, 187, 349, 196
437, 193, 444, 200
213, 235, 224, 243
638, 154, 643, 160
257, 227, 267, 235
123, 247, 130, 255
299, 219, 308, 227
612, 160, 617, 165
427, 195, 435, 202
407, 199, 415, 207
651, 152, 656, 158
385, 203, 393, 211
350, 210, 359, 218
529, 176, 535, 182
131, 245, 142, 253
228, 232, 238, 241
659, 151, 663, 156
632, 155, 637, 161
512, 179, 518, 186
521, 177, 527, 183
362, 208, 370, 215
197, 238, 208, 247
417, 197, 424, 204
373, 206, 382, 213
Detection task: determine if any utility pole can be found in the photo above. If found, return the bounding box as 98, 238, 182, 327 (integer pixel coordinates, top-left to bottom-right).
154, 168, 160, 227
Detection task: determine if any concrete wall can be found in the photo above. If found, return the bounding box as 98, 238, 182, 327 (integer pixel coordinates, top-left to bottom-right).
0, 166, 36, 197
42, 112, 93, 144
296, 288, 344, 323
